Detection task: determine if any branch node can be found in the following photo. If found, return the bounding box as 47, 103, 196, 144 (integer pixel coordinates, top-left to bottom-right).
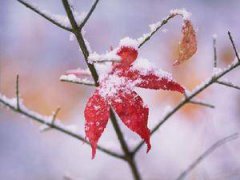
41, 107, 61, 132
216, 80, 240, 91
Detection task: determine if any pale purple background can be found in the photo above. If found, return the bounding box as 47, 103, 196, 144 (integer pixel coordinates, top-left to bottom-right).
1, 0, 240, 179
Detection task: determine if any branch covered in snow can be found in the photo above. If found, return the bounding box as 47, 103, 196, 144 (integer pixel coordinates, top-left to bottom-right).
137, 9, 192, 48
133, 32, 240, 154
18, 0, 73, 32
60, 74, 95, 86
0, 77, 124, 160
88, 51, 121, 64
176, 133, 239, 180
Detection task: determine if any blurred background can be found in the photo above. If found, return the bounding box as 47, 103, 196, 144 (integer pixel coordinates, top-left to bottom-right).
1, 0, 240, 179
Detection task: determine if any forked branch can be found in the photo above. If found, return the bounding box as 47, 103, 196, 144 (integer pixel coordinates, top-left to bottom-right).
17, 0, 73, 32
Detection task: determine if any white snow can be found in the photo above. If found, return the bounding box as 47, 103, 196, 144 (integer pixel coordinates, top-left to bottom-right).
69, 33, 75, 41
170, 8, 191, 20
131, 58, 173, 80
60, 74, 95, 86
0, 93, 84, 137
88, 37, 138, 64
82, 29, 92, 53
212, 33, 218, 39
119, 37, 139, 49
212, 67, 223, 76
0, 95, 17, 108
88, 51, 121, 64
98, 74, 135, 98
138, 9, 192, 45
66, 68, 91, 76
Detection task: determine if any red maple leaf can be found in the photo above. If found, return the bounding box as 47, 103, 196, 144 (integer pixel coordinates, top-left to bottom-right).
82, 40, 185, 158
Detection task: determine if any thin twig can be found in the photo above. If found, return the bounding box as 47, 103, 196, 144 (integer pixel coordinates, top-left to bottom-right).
17, 0, 73, 32
79, 0, 100, 29
132, 32, 240, 154
138, 15, 175, 48
228, 31, 240, 61
16, 75, 20, 110
213, 35, 217, 67
216, 80, 240, 91
52, 107, 61, 122
176, 133, 239, 180
41, 107, 61, 132
189, 100, 215, 109
0, 94, 124, 160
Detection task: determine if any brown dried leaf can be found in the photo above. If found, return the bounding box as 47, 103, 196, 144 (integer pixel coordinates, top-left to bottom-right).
174, 20, 197, 65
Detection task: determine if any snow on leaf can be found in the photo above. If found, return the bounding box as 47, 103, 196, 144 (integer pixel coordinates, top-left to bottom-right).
84, 90, 110, 159
98, 74, 135, 98
110, 90, 151, 152
116, 46, 138, 67
78, 36, 186, 158
119, 37, 139, 49
173, 20, 197, 65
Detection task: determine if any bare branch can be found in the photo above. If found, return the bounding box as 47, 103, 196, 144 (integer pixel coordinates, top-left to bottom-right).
188, 100, 215, 109
17, 0, 73, 32
16, 75, 20, 110
176, 133, 239, 180
216, 80, 240, 91
213, 34, 217, 67
0, 94, 124, 160
79, 0, 100, 29
62, 0, 99, 85
228, 31, 240, 61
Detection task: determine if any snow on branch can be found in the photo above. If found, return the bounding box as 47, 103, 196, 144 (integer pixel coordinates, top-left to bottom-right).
60, 74, 95, 86
17, 0, 86, 32
137, 9, 192, 48
0, 77, 123, 159
133, 32, 240, 154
